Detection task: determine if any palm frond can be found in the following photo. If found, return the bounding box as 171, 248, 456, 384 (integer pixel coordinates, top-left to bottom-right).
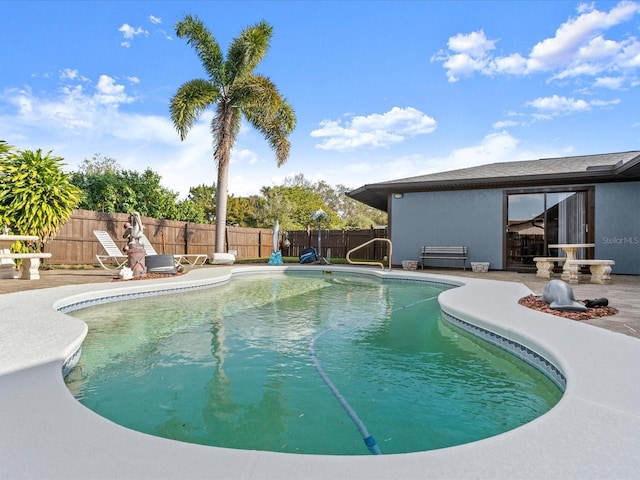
226, 21, 272, 84
239, 76, 296, 167
170, 79, 219, 140
175, 14, 225, 83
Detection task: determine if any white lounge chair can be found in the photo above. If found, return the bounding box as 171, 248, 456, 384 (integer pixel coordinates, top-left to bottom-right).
140, 234, 207, 267
93, 230, 128, 271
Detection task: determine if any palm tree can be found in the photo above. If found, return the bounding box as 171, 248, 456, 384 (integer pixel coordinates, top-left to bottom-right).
170, 14, 296, 254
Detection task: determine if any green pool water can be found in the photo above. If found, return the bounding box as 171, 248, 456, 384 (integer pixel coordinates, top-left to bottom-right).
65, 271, 562, 455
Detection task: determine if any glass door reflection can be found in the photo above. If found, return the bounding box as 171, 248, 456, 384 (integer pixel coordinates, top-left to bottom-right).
506, 190, 590, 271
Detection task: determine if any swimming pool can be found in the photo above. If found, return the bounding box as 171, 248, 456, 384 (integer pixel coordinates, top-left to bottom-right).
3, 265, 640, 478
65, 271, 561, 455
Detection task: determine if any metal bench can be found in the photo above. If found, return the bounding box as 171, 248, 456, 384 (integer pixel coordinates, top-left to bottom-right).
0, 252, 52, 280
420, 246, 467, 270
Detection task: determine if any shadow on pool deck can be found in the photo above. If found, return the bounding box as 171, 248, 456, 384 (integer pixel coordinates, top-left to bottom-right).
1, 265, 639, 339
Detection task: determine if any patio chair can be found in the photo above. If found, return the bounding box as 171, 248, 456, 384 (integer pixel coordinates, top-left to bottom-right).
140, 234, 207, 267
93, 230, 128, 271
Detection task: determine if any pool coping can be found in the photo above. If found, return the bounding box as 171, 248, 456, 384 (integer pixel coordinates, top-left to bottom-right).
1, 265, 639, 479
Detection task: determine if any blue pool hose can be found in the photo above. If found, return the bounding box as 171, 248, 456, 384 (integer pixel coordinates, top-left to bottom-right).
309, 331, 383, 455
308, 294, 440, 455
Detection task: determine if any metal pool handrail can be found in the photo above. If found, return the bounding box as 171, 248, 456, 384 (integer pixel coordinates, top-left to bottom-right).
346, 238, 392, 271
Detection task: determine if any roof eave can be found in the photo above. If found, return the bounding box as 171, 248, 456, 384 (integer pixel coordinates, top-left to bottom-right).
347, 168, 640, 212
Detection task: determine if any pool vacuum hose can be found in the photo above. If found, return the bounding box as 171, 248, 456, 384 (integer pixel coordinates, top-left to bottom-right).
308, 295, 439, 455
309, 329, 383, 455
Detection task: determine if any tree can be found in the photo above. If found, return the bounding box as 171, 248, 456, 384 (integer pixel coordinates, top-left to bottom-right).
270, 174, 387, 229
0, 140, 15, 228
255, 187, 297, 230
70, 155, 206, 223
187, 184, 217, 223
77, 153, 120, 175
325, 183, 387, 229
0, 148, 81, 250
0, 140, 12, 159
258, 185, 341, 230
170, 14, 296, 253
227, 195, 259, 227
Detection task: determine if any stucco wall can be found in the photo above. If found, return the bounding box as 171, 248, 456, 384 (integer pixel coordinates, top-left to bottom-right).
390, 182, 640, 274
390, 189, 504, 269
595, 182, 640, 275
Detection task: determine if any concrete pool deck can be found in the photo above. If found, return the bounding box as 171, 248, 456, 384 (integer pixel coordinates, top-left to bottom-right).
1, 265, 639, 479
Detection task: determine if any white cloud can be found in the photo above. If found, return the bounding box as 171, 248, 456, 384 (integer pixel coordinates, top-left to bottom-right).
432, 30, 496, 81
1, 72, 137, 136
147, 15, 173, 41
434, 1, 640, 86
493, 120, 520, 129
524, 94, 621, 118
118, 23, 148, 47
619, 36, 640, 67
593, 76, 625, 89
430, 131, 522, 170
94, 75, 135, 105
2, 84, 94, 132
60, 68, 77, 80
311, 131, 567, 190
526, 95, 591, 116
440, 53, 486, 82
579, 35, 622, 62
60, 68, 89, 82
448, 30, 495, 57
589, 98, 621, 107
490, 53, 528, 76
550, 35, 638, 80
310, 107, 436, 152
411, 131, 568, 178
231, 148, 261, 166
527, 1, 640, 73
107, 113, 178, 143
0, 70, 276, 198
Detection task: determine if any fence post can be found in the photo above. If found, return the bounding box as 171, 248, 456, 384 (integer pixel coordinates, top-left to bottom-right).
184, 223, 189, 255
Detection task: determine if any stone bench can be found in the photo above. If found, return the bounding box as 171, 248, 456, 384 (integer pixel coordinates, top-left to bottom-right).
562, 259, 615, 284
533, 257, 567, 278
0, 253, 52, 280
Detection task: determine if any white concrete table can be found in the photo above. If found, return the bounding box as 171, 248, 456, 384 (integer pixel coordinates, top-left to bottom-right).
548, 243, 597, 282
548, 243, 595, 261
0, 234, 40, 279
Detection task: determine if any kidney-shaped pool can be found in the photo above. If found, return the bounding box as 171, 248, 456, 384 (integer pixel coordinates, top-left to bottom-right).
65, 271, 562, 455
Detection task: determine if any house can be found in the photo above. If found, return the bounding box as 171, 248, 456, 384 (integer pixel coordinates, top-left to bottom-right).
347, 151, 640, 274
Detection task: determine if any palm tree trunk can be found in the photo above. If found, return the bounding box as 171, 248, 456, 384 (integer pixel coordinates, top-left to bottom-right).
215, 160, 230, 253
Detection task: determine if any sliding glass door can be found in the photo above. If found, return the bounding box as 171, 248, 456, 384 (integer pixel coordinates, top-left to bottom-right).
505, 189, 592, 271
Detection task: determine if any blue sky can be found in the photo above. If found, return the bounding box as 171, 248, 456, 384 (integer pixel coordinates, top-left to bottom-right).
1, 1, 639, 199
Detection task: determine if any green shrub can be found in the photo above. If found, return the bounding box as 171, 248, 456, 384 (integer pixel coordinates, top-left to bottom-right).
0, 148, 81, 251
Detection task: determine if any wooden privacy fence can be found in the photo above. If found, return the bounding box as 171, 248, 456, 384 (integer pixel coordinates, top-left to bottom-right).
42, 209, 388, 265
283, 228, 389, 260
45, 209, 271, 265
